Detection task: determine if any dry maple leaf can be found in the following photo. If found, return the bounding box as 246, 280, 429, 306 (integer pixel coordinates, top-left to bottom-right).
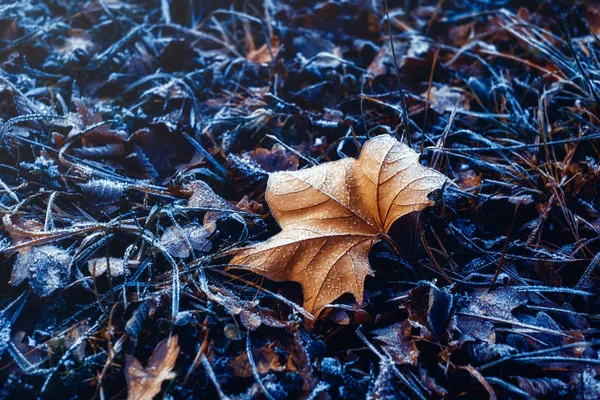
125, 336, 179, 400
230, 134, 447, 317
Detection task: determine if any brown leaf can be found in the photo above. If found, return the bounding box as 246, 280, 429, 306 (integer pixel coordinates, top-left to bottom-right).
125, 336, 179, 400
247, 37, 280, 64
248, 144, 299, 173
58, 100, 128, 145
231, 134, 446, 318
229, 343, 285, 378
236, 195, 265, 216
2, 214, 44, 252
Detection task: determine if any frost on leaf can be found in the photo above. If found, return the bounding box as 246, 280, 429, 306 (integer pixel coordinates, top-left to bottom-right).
159, 223, 212, 258
230, 134, 447, 318
12, 245, 71, 297
423, 85, 470, 114
88, 257, 129, 277
186, 180, 230, 210
80, 179, 125, 206
372, 321, 419, 365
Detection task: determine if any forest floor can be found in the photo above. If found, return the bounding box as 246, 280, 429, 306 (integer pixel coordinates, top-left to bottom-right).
1, 0, 600, 399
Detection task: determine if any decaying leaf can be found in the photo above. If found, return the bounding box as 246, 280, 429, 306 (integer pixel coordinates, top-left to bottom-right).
158, 223, 212, 258
125, 299, 156, 345
12, 245, 71, 297
247, 37, 280, 64
247, 144, 299, 173
368, 36, 431, 77
466, 287, 525, 322
231, 134, 447, 317
424, 86, 470, 114
186, 180, 231, 210
403, 282, 454, 338
230, 343, 285, 377
88, 257, 129, 277
80, 179, 125, 206
125, 336, 179, 400
372, 320, 419, 365
3, 214, 45, 252
514, 376, 570, 397
207, 285, 286, 330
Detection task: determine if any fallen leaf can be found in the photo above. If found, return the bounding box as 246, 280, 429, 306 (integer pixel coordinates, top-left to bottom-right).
231, 134, 446, 317
125, 336, 179, 400
125, 299, 156, 345
207, 286, 285, 330
247, 143, 299, 173
80, 179, 125, 206
403, 282, 454, 338
2, 214, 45, 252
12, 245, 71, 297
57, 30, 94, 57
514, 376, 570, 397
186, 180, 231, 210
247, 37, 280, 64
236, 195, 265, 215
230, 343, 285, 377
88, 257, 129, 277
372, 320, 419, 365
368, 36, 431, 77
424, 85, 470, 114
227, 153, 269, 192
57, 100, 128, 145
466, 287, 525, 322
158, 223, 212, 258
130, 123, 193, 179
141, 79, 188, 101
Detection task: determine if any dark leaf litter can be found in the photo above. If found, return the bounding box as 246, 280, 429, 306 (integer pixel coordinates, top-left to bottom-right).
0, 0, 600, 399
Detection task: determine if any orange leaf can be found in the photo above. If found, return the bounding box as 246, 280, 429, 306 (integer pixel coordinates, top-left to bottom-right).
125, 336, 179, 400
231, 134, 446, 318
247, 37, 280, 64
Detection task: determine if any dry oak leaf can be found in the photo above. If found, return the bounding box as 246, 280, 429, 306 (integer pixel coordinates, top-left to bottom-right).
231, 134, 447, 317
125, 336, 179, 400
